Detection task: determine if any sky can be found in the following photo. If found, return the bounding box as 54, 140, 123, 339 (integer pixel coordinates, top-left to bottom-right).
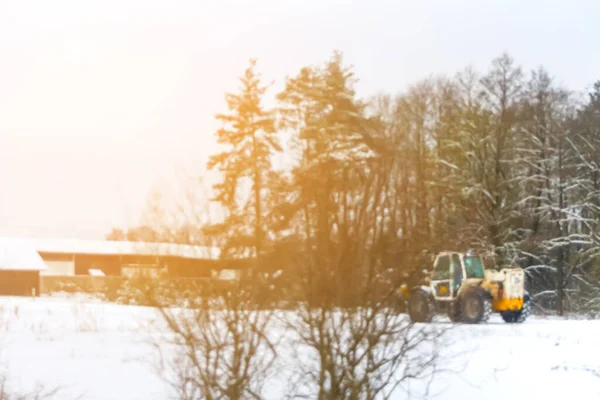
0, 0, 599, 240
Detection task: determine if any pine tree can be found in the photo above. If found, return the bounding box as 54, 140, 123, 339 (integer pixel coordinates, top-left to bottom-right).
207, 59, 280, 268
277, 51, 373, 301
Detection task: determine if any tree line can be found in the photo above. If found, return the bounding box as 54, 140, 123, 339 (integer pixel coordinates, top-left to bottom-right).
111, 51, 600, 317
102, 51, 600, 399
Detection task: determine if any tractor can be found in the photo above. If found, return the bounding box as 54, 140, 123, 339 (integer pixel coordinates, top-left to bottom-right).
401, 250, 531, 324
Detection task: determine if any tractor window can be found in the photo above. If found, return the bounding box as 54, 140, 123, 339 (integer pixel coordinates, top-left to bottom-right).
451, 254, 463, 288
464, 256, 485, 278
432, 255, 450, 280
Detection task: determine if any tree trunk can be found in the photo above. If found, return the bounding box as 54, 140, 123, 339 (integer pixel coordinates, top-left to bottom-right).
253, 135, 262, 275
556, 131, 565, 316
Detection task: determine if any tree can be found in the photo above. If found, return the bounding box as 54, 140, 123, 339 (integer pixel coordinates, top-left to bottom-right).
270, 53, 458, 398
474, 53, 524, 261
513, 67, 576, 315
558, 80, 600, 315
105, 228, 127, 241
277, 51, 372, 281
148, 280, 278, 400
207, 59, 280, 268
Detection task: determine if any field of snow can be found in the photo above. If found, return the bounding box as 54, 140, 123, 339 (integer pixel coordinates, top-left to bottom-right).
0, 295, 597, 399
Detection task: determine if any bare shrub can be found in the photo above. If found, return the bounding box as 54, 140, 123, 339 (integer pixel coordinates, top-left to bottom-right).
143, 277, 279, 400
69, 304, 101, 333
0, 375, 65, 400
280, 250, 452, 400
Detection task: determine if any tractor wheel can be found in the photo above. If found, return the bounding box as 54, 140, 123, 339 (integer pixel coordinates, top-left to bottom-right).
459, 289, 491, 324
408, 289, 435, 323
500, 311, 517, 323
516, 297, 531, 323
501, 295, 531, 323
447, 301, 462, 323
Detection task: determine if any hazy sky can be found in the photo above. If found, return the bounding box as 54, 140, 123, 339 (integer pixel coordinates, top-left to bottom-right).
0, 0, 598, 240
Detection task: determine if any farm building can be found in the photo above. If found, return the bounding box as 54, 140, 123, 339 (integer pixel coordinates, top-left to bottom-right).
0, 237, 252, 280
0, 238, 47, 296
0, 237, 255, 296
26, 237, 251, 279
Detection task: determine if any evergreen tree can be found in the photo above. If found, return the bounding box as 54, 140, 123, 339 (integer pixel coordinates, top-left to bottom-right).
207, 59, 280, 267
277, 51, 374, 301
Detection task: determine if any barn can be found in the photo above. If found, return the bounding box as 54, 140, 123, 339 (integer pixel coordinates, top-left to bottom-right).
0, 238, 47, 296
28, 237, 251, 279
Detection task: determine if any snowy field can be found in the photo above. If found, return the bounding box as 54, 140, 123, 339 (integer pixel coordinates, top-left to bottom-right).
0, 295, 597, 399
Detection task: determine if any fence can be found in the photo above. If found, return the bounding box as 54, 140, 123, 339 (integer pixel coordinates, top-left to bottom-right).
39, 275, 247, 304
40, 275, 125, 295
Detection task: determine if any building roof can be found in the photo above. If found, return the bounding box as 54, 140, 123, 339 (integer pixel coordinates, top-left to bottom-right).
0, 238, 48, 271
3, 237, 221, 260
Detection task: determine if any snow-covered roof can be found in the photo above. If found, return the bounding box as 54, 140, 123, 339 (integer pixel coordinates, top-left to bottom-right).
7, 237, 220, 260
0, 238, 48, 271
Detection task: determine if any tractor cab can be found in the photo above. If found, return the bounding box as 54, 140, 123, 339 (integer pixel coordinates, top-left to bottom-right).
430, 251, 485, 301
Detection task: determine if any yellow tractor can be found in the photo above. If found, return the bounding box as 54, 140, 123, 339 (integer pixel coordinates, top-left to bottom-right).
402, 250, 531, 324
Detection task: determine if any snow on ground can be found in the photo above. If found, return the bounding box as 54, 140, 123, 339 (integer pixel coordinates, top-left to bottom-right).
424, 315, 600, 400
0, 295, 596, 399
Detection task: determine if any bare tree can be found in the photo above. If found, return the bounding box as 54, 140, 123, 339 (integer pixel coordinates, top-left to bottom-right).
278, 132, 453, 399
143, 278, 279, 400
0, 377, 64, 400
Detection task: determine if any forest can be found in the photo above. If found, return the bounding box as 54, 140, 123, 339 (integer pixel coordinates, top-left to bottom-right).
109, 51, 600, 317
